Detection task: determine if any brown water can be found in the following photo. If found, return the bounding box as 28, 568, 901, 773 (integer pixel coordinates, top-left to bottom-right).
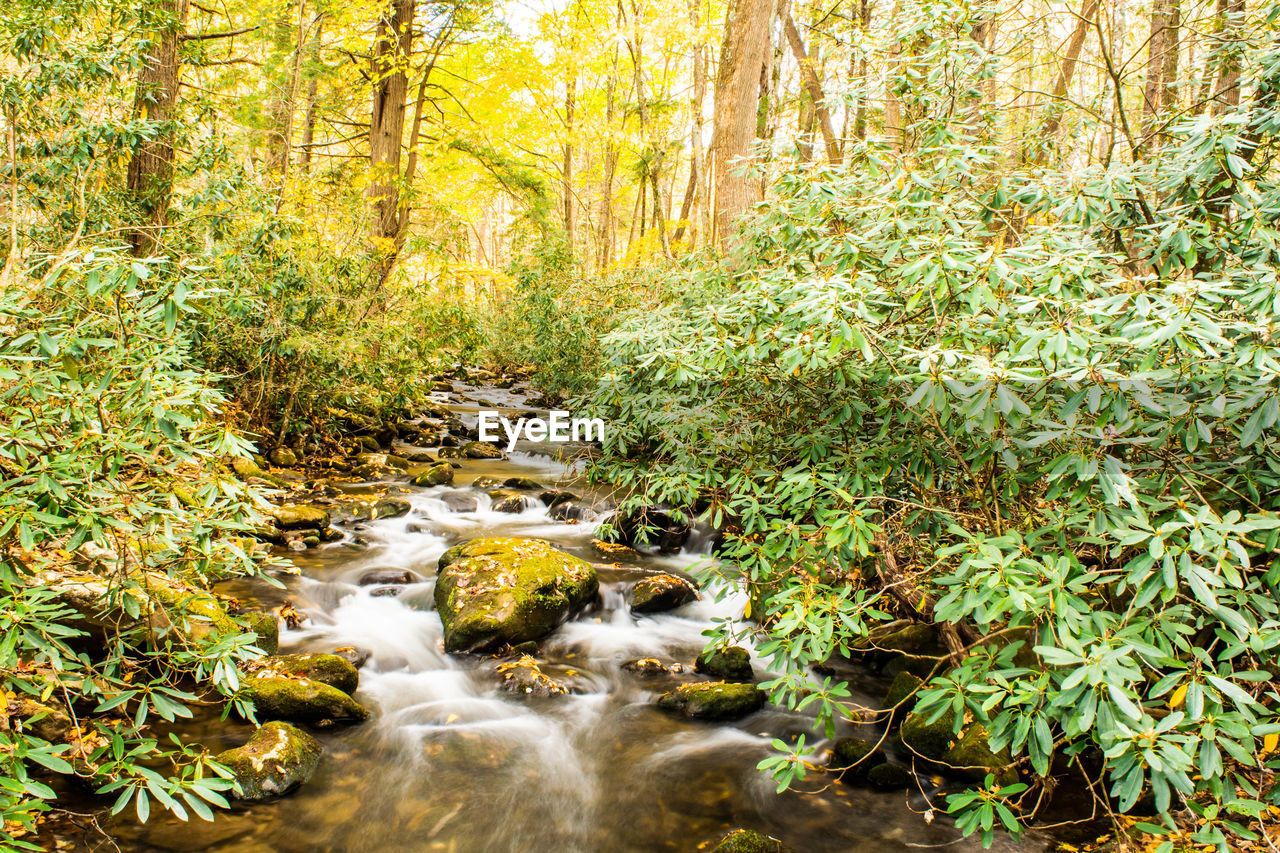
89, 387, 1044, 853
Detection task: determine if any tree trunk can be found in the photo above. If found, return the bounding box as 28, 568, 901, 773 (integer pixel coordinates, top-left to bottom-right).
712, 0, 772, 246
563, 73, 576, 254
1142, 0, 1179, 144
672, 0, 706, 245
274, 0, 309, 207
1028, 0, 1098, 161
1210, 0, 1247, 114
852, 0, 872, 141
599, 69, 618, 270
126, 0, 191, 255
300, 16, 323, 176
883, 0, 904, 151
783, 10, 841, 163
369, 0, 414, 281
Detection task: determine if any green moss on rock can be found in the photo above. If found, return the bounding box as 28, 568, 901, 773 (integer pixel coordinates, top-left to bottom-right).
240, 676, 368, 725
216, 721, 321, 802
899, 706, 958, 760
942, 725, 1018, 786
250, 653, 359, 695
695, 646, 753, 682
372, 497, 412, 519
829, 737, 886, 782
867, 762, 912, 790
630, 573, 698, 614
710, 829, 792, 853
883, 671, 923, 717
433, 537, 599, 653
412, 463, 454, 486
241, 611, 280, 654
463, 441, 504, 459
271, 505, 331, 531
656, 681, 765, 720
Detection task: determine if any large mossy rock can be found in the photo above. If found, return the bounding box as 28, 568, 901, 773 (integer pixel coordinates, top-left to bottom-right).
240, 611, 280, 655
829, 737, 886, 783
271, 505, 331, 531
411, 463, 454, 486
216, 722, 321, 802
941, 725, 1018, 786
656, 681, 765, 721
249, 654, 359, 695
710, 829, 792, 853
899, 706, 957, 760
867, 762, 912, 790
463, 441, 504, 459
883, 671, 923, 716
434, 538, 599, 653
630, 573, 698, 613
240, 676, 369, 725
695, 646, 753, 682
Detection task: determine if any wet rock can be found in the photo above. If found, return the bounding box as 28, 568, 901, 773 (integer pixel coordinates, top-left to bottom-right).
656, 682, 765, 721
867, 762, 912, 790
613, 506, 690, 553
630, 573, 698, 614
549, 500, 597, 522
695, 646, 753, 682
399, 448, 437, 463
356, 436, 380, 453
488, 489, 528, 513
942, 725, 1017, 786
239, 676, 368, 725
9, 697, 73, 743
883, 671, 923, 721
271, 505, 331, 531
331, 502, 374, 524
216, 721, 321, 802
268, 447, 298, 468
332, 646, 371, 669
241, 611, 280, 655
441, 493, 478, 513
229, 456, 286, 487
502, 477, 542, 490
538, 489, 579, 507
372, 497, 412, 519
710, 829, 792, 853
463, 441, 504, 459
899, 707, 957, 760
438, 446, 465, 459
411, 463, 454, 487
472, 475, 503, 489
359, 569, 415, 587
621, 658, 668, 676
249, 653, 360, 695
369, 586, 401, 598
829, 737, 886, 783
496, 655, 569, 696
434, 537, 599, 653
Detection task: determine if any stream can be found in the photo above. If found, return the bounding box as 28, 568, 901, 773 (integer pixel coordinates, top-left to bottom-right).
101, 385, 1044, 853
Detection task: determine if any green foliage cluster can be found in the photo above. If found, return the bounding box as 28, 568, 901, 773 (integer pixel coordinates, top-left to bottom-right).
0, 248, 275, 847
583, 4, 1280, 848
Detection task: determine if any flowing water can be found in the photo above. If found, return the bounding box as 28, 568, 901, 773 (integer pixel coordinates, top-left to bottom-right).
100, 387, 1044, 853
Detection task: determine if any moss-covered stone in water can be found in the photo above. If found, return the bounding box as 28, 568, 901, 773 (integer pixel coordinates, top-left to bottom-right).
216, 721, 321, 802
463, 441, 504, 459
268, 447, 298, 468
10, 698, 73, 743
488, 489, 528, 513
695, 646, 753, 682
271, 505, 331, 531
250, 654, 359, 695
240, 676, 369, 724
899, 706, 957, 760
411, 463, 454, 486
502, 477, 542, 490
829, 737, 886, 783
710, 829, 792, 853
883, 670, 923, 715
372, 497, 412, 519
866, 762, 912, 790
241, 611, 280, 654
656, 681, 765, 720
942, 725, 1018, 786
630, 573, 698, 614
433, 537, 599, 653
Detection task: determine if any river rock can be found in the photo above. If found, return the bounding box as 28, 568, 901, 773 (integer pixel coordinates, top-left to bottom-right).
621, 658, 669, 676
268, 447, 298, 468
10, 697, 73, 743
463, 441, 504, 459
372, 497, 412, 519
229, 456, 286, 487
333, 646, 371, 669
710, 829, 792, 853
867, 762, 912, 790
829, 737, 886, 783
899, 706, 957, 760
249, 653, 360, 695
271, 505, 331, 531
656, 682, 765, 720
472, 475, 503, 489
630, 573, 698, 613
441, 492, 478, 513
241, 611, 280, 654
695, 646, 753, 682
549, 500, 597, 522
434, 537, 599, 653
216, 722, 321, 802
883, 671, 923, 721
439, 446, 465, 459
488, 489, 528, 513
239, 676, 368, 725
941, 724, 1017, 786
359, 569, 415, 587
538, 489, 579, 507
502, 477, 542, 490
412, 463, 454, 486
399, 447, 437, 463
613, 506, 690, 553
496, 655, 570, 696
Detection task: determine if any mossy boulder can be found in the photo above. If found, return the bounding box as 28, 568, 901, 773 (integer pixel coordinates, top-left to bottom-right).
268, 447, 298, 468
412, 463, 454, 487
867, 762, 912, 790
463, 441, 504, 459
710, 829, 792, 853
271, 505, 331, 531
695, 646, 753, 682
829, 737, 886, 783
899, 706, 957, 760
241, 611, 280, 655
496, 655, 570, 696
502, 477, 542, 490
372, 497, 412, 519
9, 698, 73, 743
612, 506, 690, 553
942, 725, 1018, 786
539, 489, 579, 507
656, 681, 765, 721
216, 722, 321, 802
433, 537, 599, 653
488, 489, 529, 513
630, 573, 698, 614
249, 654, 359, 695
229, 456, 286, 487
239, 676, 369, 725
883, 670, 923, 715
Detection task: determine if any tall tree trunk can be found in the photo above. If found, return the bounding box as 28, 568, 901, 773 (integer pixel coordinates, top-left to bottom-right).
1028, 0, 1099, 162
883, 0, 904, 151
369, 0, 414, 283
274, 0, 309, 208
712, 0, 772, 246
563, 73, 576, 254
299, 16, 323, 176
1142, 0, 1179, 144
599, 68, 618, 270
673, 0, 707, 245
852, 0, 872, 141
783, 10, 841, 163
1210, 0, 1247, 114
126, 0, 190, 255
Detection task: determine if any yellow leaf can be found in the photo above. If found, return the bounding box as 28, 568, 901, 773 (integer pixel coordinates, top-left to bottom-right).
1263, 732, 1278, 755
1168, 684, 1187, 709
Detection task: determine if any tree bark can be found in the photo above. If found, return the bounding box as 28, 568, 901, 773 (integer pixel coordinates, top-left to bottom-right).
563, 73, 576, 254
783, 10, 841, 163
369, 0, 414, 281
673, 0, 707, 245
126, 0, 191, 255
1142, 0, 1180, 144
299, 15, 323, 176
1210, 0, 1247, 114
712, 0, 772, 246
852, 0, 872, 141
1028, 0, 1098, 162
